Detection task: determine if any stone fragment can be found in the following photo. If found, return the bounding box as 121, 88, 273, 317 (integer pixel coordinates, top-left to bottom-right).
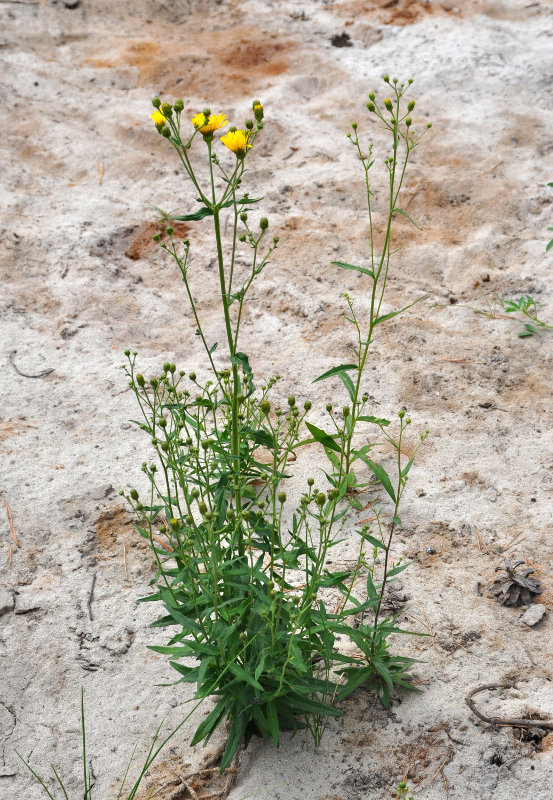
0, 587, 14, 616
520, 604, 546, 627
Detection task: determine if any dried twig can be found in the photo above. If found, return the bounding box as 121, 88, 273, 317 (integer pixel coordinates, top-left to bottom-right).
122, 544, 129, 580
4, 500, 20, 547
7, 542, 12, 567
429, 748, 453, 787
466, 683, 553, 730
96, 160, 105, 184
9, 350, 54, 378
87, 573, 97, 621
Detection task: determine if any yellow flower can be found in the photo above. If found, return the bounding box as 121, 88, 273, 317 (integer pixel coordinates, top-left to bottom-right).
192, 112, 228, 134
150, 110, 166, 129
221, 129, 252, 157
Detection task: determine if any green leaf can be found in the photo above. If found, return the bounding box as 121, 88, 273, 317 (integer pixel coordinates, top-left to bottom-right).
231, 351, 255, 396
546, 238, 553, 252
357, 415, 391, 427
374, 294, 428, 326
386, 562, 411, 577
241, 427, 274, 448
338, 371, 356, 402
393, 207, 423, 230
372, 658, 394, 692
221, 712, 248, 770
365, 534, 386, 551
228, 662, 264, 691
331, 261, 375, 278
305, 421, 342, 453
209, 341, 218, 354
191, 699, 228, 747
266, 701, 280, 747
313, 363, 358, 383
365, 459, 396, 502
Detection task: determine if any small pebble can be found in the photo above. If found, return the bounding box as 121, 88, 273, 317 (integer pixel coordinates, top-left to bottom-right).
426, 547, 436, 554
520, 604, 546, 627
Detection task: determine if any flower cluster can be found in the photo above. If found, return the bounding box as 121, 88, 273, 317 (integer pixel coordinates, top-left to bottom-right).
150, 97, 263, 160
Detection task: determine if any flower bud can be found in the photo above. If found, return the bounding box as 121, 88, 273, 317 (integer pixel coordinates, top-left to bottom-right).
398, 409, 405, 418
343, 406, 350, 418
170, 518, 179, 529
198, 501, 207, 514
261, 399, 270, 414
259, 217, 269, 230
153, 233, 161, 242
150, 378, 159, 388
366, 102, 375, 112
383, 74, 390, 83
384, 98, 393, 112
307, 478, 314, 487
362, 393, 368, 402
273, 236, 279, 244
136, 374, 145, 387
407, 99, 415, 112
405, 117, 412, 127
351, 121, 357, 130
304, 400, 312, 411
316, 492, 326, 507
161, 126, 171, 138
326, 403, 332, 412
253, 101, 264, 122
166, 226, 173, 236
427, 122, 432, 129
174, 99, 184, 112
130, 489, 139, 500
239, 233, 246, 242
160, 102, 173, 118
287, 396, 296, 407
189, 372, 196, 381
152, 96, 161, 109
278, 491, 286, 504
245, 119, 254, 130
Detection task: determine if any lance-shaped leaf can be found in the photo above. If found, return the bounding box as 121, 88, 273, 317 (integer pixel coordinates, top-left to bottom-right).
331, 261, 375, 278
374, 294, 428, 326
313, 363, 358, 383
305, 421, 342, 453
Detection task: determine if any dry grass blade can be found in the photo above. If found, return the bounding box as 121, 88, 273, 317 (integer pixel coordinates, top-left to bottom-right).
4, 500, 20, 547
474, 525, 490, 555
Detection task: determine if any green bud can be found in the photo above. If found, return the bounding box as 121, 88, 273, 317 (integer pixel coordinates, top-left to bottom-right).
185, 515, 193, 526
362, 393, 369, 403
351, 121, 357, 130
201, 439, 209, 450
130, 489, 139, 501
316, 492, 326, 507
150, 378, 159, 389
326, 403, 332, 412
384, 98, 393, 112
124, 349, 130, 356
259, 217, 269, 230
407, 99, 415, 112
278, 491, 286, 504
160, 102, 172, 117
287, 396, 296, 407
161, 441, 169, 452
153, 233, 160, 242
245, 119, 254, 130
136, 374, 145, 387
405, 117, 412, 127
239, 233, 246, 242
273, 236, 279, 244
152, 97, 161, 109
427, 122, 432, 129
240, 212, 248, 222
189, 372, 196, 381
383, 74, 390, 83
158, 418, 167, 428
170, 518, 179, 529
192, 488, 200, 499
174, 99, 184, 113
166, 226, 173, 236
368, 92, 375, 101
343, 406, 350, 418
198, 502, 207, 514
304, 400, 312, 411
261, 399, 271, 415
161, 126, 171, 138
307, 478, 314, 487
398, 409, 405, 418
366, 102, 375, 112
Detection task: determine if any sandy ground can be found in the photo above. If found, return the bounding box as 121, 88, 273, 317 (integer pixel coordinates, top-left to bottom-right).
1, 0, 553, 798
